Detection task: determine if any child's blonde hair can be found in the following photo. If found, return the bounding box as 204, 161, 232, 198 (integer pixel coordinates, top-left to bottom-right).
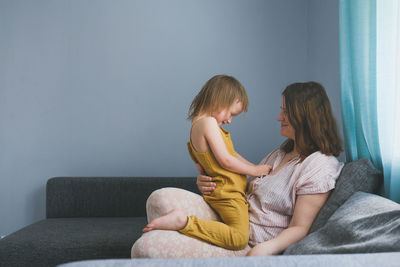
188, 75, 248, 121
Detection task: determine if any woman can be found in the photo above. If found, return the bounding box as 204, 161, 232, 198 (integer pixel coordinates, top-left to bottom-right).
132, 81, 344, 257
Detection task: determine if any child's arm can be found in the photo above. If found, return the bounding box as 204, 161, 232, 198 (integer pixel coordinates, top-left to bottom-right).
203, 118, 271, 177
235, 152, 256, 166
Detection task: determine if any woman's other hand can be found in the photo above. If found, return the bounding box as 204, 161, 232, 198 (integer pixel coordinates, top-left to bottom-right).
196, 164, 216, 195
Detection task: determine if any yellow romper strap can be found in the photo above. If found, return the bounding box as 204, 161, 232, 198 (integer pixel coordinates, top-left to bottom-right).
187, 118, 203, 164
187, 142, 198, 163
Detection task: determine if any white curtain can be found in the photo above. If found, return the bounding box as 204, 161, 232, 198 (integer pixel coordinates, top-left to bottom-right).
377, 0, 400, 202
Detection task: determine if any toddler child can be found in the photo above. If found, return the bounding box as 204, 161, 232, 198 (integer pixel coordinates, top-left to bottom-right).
142, 75, 272, 250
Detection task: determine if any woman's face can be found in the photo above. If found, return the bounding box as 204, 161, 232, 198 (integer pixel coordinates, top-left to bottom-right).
278, 97, 295, 140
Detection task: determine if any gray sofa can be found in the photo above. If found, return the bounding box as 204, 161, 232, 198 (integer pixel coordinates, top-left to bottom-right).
1, 159, 399, 267
0, 177, 199, 267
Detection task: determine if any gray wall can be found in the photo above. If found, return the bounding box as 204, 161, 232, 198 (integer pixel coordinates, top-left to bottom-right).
307, 0, 343, 158
0, 0, 340, 236
308, 0, 344, 161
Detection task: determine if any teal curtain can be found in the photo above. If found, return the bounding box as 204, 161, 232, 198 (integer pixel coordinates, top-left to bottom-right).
340, 0, 400, 202
339, 0, 381, 168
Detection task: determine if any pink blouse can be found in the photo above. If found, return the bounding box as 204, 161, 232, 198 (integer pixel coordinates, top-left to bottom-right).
246, 148, 344, 246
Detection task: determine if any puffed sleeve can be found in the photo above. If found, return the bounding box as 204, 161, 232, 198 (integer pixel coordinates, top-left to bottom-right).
295, 152, 344, 195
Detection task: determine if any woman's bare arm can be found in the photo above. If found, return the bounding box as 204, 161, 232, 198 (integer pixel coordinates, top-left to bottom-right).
247, 192, 330, 256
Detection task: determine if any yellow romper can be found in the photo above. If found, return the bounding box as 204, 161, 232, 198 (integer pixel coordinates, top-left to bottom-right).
182, 126, 249, 250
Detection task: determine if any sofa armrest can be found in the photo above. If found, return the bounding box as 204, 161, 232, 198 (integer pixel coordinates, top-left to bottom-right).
46, 177, 198, 218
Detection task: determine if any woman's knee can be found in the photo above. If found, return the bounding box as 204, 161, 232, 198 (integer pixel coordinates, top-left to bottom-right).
146, 188, 180, 209
131, 237, 146, 258
146, 189, 165, 210
131, 231, 167, 258
131, 230, 190, 258
146, 188, 175, 221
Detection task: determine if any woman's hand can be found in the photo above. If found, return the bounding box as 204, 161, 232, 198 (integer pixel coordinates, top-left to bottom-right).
254, 164, 273, 177
246, 242, 276, 257
196, 164, 216, 195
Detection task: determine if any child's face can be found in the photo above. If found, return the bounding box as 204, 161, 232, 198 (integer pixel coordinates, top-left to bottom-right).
212, 100, 243, 126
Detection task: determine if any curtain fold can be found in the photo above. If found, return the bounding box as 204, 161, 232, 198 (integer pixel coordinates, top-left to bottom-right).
377, 0, 400, 202
340, 0, 400, 202
339, 0, 381, 169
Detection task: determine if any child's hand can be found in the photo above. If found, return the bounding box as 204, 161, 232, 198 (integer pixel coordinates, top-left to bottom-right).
254, 164, 272, 177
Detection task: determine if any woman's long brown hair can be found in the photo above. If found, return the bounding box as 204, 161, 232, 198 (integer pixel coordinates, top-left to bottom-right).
280, 82, 342, 161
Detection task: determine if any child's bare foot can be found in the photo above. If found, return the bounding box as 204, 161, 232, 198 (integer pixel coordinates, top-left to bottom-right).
142, 209, 188, 232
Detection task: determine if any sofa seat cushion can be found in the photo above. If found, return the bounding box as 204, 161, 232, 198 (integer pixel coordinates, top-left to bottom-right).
0, 217, 147, 267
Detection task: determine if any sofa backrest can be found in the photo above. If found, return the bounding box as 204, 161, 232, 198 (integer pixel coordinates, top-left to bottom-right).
46, 177, 198, 218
